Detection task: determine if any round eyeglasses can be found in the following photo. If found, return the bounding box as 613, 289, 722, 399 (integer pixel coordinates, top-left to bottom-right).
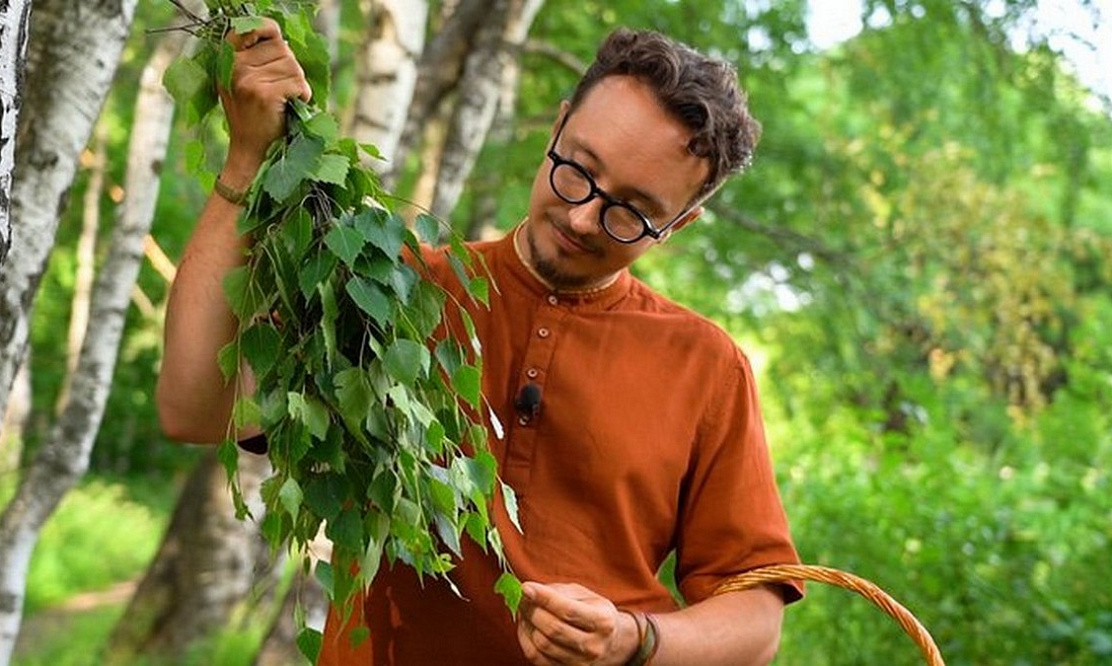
546, 116, 694, 244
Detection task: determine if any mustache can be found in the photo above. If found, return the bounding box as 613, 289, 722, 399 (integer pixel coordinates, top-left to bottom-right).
550, 217, 605, 255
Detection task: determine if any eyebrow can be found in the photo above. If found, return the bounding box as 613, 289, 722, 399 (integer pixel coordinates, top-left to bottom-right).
565, 141, 668, 217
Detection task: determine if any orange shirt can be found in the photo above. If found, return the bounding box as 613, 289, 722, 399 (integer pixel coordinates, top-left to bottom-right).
317, 230, 800, 664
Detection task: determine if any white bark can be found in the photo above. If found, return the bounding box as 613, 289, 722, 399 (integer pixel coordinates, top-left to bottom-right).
349, 0, 428, 175
57, 129, 107, 412
0, 2, 148, 662
0, 356, 28, 476
0, 0, 135, 423
389, 0, 495, 187
0, 0, 32, 268
429, 0, 544, 219
466, 0, 545, 240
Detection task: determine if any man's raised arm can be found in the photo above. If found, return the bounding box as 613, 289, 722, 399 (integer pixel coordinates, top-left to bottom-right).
157, 20, 310, 443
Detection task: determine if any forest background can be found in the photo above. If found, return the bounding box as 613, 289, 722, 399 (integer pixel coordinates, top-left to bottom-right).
1, 0, 1111, 664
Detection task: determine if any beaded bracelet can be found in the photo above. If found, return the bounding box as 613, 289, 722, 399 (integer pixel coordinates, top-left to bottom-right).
213, 175, 247, 206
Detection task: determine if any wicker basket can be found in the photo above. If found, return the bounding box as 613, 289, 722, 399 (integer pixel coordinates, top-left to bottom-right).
717, 564, 945, 665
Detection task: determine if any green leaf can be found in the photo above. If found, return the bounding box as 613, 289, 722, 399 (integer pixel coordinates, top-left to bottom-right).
223, 265, 253, 319
390, 265, 418, 304
465, 451, 498, 495
318, 281, 339, 368
282, 208, 314, 258
288, 392, 330, 440
279, 477, 304, 523
429, 475, 458, 516
345, 276, 392, 326
435, 514, 462, 558
451, 364, 482, 409
304, 475, 346, 522
216, 42, 235, 92
162, 56, 215, 123
334, 367, 373, 443
360, 513, 387, 584
230, 16, 266, 34
324, 225, 366, 268
384, 339, 431, 386
217, 439, 239, 481
327, 508, 364, 554
360, 143, 384, 161
495, 573, 524, 618
468, 276, 491, 307
241, 324, 282, 377
217, 340, 240, 382
314, 561, 335, 598
304, 111, 339, 141
415, 214, 441, 245
501, 481, 523, 533
357, 209, 406, 259
314, 154, 350, 185
299, 252, 337, 299
264, 134, 325, 202
296, 627, 323, 663
233, 396, 261, 430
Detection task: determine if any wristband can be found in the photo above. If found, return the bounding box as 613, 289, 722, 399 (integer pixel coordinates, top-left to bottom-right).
623, 610, 659, 666
213, 175, 247, 206
644, 613, 661, 664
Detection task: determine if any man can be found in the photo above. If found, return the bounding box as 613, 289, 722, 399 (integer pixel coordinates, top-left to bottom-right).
158, 19, 801, 666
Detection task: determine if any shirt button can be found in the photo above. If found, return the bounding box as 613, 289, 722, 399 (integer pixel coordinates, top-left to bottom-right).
547, 295, 559, 306
526, 368, 539, 379
538, 327, 550, 338
518, 416, 530, 426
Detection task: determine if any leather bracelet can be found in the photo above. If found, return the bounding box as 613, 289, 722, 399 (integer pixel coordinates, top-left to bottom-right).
644, 613, 661, 664
623, 610, 658, 666
213, 175, 247, 206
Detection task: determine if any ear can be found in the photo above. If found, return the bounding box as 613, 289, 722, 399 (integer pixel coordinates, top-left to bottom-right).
658, 205, 703, 242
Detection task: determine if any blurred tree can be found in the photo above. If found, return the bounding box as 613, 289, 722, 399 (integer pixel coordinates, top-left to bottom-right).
0, 1, 138, 663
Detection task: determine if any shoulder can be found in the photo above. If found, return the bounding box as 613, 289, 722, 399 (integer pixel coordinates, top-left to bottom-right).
624, 277, 749, 366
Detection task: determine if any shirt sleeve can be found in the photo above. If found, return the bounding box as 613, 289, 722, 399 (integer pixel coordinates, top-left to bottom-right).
674, 348, 803, 605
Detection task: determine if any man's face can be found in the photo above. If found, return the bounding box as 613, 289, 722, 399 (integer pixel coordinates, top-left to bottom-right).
521, 75, 709, 291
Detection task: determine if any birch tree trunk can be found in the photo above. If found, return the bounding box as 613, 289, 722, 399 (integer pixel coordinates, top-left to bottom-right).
347, 0, 428, 178
56, 127, 107, 412
0, 0, 32, 268
0, 2, 141, 662
429, 0, 544, 220
0, 0, 135, 423
463, 0, 545, 240
387, 0, 496, 187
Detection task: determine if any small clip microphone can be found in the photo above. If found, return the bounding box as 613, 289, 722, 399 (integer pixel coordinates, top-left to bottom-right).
514, 382, 542, 420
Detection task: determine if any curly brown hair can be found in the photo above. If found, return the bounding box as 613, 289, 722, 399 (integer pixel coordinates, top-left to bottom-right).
568, 28, 761, 202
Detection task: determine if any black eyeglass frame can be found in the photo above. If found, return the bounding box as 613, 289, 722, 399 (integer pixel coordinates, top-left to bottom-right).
545, 114, 698, 244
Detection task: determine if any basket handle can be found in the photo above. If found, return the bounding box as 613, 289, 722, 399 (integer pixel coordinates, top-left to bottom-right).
715, 564, 945, 666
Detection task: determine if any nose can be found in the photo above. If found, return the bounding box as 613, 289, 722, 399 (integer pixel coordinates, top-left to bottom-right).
566, 196, 604, 236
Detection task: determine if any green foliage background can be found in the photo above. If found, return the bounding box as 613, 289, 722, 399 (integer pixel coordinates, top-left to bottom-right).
11, 0, 1112, 663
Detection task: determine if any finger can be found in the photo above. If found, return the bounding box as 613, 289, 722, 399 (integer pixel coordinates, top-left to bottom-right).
233, 40, 312, 102
523, 583, 601, 633
522, 604, 600, 661
520, 619, 588, 664
227, 18, 282, 51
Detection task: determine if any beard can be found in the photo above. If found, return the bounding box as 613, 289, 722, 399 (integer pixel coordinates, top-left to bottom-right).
525, 221, 601, 290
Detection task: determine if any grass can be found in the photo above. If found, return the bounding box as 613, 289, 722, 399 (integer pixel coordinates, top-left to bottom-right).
1, 474, 176, 664
22, 476, 172, 612
12, 603, 128, 666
